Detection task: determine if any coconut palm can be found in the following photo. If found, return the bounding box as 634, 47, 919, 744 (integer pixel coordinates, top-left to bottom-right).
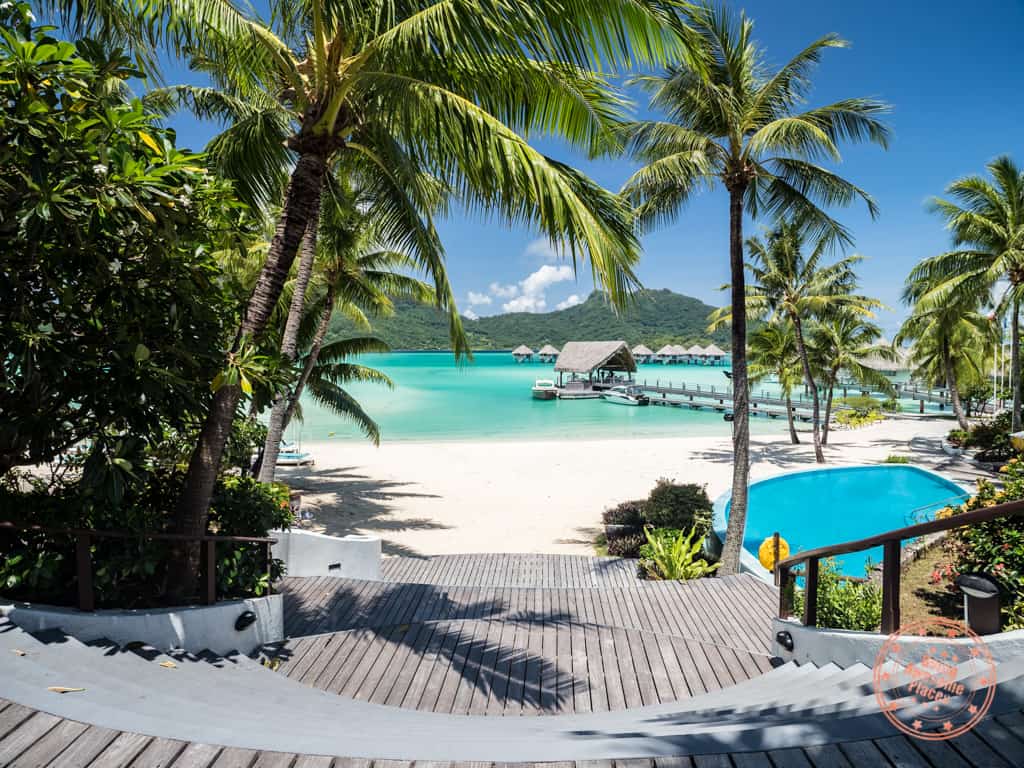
621, 3, 889, 572
154, 0, 698, 590
710, 219, 883, 463
747, 322, 802, 444
807, 311, 893, 444
906, 157, 1024, 429
897, 275, 997, 431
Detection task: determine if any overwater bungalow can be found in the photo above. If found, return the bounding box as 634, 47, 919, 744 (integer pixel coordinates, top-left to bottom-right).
553, 341, 637, 398
537, 344, 560, 363
511, 344, 534, 363
631, 344, 654, 363
669, 344, 689, 362
655, 344, 677, 364
685, 344, 705, 364
703, 343, 727, 365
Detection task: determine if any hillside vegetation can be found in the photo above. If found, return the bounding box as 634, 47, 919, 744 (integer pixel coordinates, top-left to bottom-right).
327, 289, 731, 350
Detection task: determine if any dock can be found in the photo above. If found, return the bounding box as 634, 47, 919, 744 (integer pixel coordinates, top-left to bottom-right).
638, 380, 847, 421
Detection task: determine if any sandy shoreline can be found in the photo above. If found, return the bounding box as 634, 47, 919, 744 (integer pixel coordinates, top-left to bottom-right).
277, 417, 981, 558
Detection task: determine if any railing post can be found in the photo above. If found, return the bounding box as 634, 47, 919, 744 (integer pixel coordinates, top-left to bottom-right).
75, 533, 94, 612
264, 541, 273, 595
201, 540, 216, 605
881, 539, 901, 633
803, 557, 819, 627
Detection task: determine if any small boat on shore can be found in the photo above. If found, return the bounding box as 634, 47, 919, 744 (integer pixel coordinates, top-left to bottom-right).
602, 385, 650, 406
532, 379, 558, 400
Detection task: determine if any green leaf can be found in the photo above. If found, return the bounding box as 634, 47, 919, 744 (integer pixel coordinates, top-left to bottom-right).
134, 343, 150, 362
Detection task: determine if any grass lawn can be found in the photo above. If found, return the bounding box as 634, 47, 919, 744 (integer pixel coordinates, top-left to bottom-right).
900, 541, 962, 626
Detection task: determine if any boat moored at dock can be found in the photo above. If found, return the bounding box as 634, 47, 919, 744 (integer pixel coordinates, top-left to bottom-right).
531, 379, 558, 400
602, 385, 650, 406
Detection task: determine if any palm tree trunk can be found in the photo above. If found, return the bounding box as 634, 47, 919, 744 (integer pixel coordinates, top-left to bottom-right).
1013, 298, 1021, 432
821, 382, 835, 446
942, 338, 969, 431
258, 210, 322, 483
282, 288, 335, 432
785, 393, 799, 444
719, 187, 750, 576
170, 151, 327, 599
791, 314, 824, 463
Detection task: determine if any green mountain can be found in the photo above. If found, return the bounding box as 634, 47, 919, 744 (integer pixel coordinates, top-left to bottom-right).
327, 289, 731, 351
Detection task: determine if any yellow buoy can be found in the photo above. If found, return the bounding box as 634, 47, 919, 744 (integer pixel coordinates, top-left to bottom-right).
758, 536, 790, 571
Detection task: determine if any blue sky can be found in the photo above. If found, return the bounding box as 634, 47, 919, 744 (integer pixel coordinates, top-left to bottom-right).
164, 0, 1024, 336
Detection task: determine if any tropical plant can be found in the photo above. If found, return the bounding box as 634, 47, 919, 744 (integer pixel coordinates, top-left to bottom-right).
622, 3, 889, 571
808, 310, 893, 444
897, 273, 996, 431
159, 0, 698, 594
907, 157, 1024, 430
643, 478, 713, 534
711, 219, 883, 462
639, 525, 720, 581
747, 321, 803, 444
792, 558, 882, 631
0, 13, 240, 477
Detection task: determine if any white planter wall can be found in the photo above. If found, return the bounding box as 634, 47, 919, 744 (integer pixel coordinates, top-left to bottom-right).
272, 528, 381, 581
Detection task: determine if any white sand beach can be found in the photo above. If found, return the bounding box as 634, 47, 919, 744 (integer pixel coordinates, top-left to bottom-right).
278, 417, 986, 558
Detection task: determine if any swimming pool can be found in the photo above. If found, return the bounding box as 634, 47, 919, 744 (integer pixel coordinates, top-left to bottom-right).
714, 466, 969, 578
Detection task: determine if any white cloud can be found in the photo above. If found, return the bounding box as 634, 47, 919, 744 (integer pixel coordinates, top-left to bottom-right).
489, 281, 519, 298
556, 294, 582, 310
467, 291, 492, 306
523, 238, 565, 264
501, 264, 574, 313
462, 308, 479, 320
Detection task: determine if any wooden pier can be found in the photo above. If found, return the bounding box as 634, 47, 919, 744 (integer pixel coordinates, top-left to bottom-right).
638, 381, 846, 421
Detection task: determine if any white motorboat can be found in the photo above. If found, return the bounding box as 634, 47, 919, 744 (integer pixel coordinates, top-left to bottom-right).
531, 379, 559, 400
601, 385, 650, 406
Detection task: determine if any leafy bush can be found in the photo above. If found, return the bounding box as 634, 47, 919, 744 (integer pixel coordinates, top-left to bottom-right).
643, 479, 712, 534
947, 429, 970, 448
883, 455, 910, 464
835, 409, 885, 428
836, 395, 881, 414
963, 412, 1012, 453
607, 533, 645, 558
639, 526, 720, 581
793, 558, 883, 630
602, 500, 645, 528
880, 397, 901, 413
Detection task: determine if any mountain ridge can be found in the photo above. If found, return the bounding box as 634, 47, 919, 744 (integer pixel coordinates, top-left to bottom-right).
326, 288, 732, 351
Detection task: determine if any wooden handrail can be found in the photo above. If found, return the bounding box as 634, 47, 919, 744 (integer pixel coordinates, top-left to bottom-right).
1, 521, 279, 611
774, 499, 1024, 633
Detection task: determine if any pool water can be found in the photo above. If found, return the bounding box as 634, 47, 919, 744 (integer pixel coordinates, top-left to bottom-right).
723, 466, 968, 576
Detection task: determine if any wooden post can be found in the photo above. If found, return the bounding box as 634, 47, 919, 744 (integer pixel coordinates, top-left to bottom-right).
201, 540, 216, 605
264, 541, 273, 595
777, 565, 792, 617
803, 557, 819, 627
881, 539, 901, 633
75, 533, 94, 612
919, 399, 925, 414
773, 532, 781, 578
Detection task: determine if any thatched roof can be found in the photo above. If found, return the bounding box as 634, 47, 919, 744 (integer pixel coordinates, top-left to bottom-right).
686, 344, 706, 355
555, 341, 636, 373
859, 345, 911, 373
538, 344, 560, 355
655, 345, 675, 356
512, 345, 534, 356
632, 344, 654, 356
669, 344, 689, 356
703, 343, 727, 357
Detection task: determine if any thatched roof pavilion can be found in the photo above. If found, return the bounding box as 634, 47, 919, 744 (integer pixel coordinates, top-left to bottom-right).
686, 344, 706, 357
511, 344, 534, 362
632, 344, 654, 357
537, 344, 560, 362
555, 341, 636, 380
859, 344, 911, 373
655, 345, 675, 357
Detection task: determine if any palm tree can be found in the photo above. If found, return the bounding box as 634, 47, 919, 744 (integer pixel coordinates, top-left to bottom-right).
906, 157, 1024, 430
807, 311, 893, 444
897, 276, 997, 431
157, 0, 697, 591
621, 3, 889, 573
747, 322, 802, 444
710, 219, 882, 463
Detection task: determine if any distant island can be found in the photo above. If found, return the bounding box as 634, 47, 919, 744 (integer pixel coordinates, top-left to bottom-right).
326, 288, 731, 351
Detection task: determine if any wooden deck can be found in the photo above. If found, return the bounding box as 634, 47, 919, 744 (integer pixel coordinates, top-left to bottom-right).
379, 554, 643, 588
4, 697, 1024, 767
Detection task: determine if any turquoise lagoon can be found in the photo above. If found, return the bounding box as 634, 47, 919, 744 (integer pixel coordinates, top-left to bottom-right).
293, 351, 782, 443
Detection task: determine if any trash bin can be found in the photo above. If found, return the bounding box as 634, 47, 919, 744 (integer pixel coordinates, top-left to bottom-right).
955, 572, 1001, 635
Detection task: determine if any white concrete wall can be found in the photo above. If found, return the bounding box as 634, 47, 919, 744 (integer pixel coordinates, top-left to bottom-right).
1, 594, 282, 655
272, 528, 381, 580
772, 618, 1024, 667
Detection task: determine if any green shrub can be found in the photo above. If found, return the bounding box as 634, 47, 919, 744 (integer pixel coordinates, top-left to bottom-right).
880, 397, 901, 413
947, 429, 970, 447
607, 533, 645, 558
836, 395, 882, 414
835, 409, 885, 428
602, 500, 645, 528
643, 479, 712, 534
883, 455, 910, 464
639, 526, 720, 581
963, 412, 1012, 452
793, 558, 883, 631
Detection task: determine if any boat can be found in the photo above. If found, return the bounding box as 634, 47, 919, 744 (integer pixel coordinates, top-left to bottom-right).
531, 379, 558, 400
601, 384, 650, 406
